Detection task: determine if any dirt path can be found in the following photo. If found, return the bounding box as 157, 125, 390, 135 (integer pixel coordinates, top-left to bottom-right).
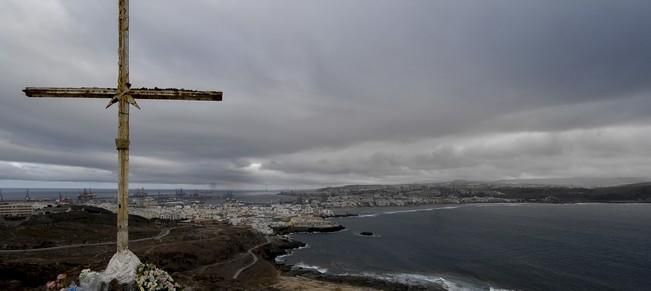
232, 236, 271, 279
0, 227, 172, 254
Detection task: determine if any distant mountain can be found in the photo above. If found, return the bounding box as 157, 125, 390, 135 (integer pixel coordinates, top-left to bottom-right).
311, 177, 651, 192
492, 177, 650, 188
280, 179, 651, 205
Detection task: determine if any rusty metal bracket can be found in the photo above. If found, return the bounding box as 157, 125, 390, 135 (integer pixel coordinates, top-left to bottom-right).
115, 138, 130, 150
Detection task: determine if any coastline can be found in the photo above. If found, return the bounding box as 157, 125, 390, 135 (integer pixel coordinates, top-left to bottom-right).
262, 205, 467, 291
284, 267, 446, 291
272, 224, 346, 235
263, 231, 447, 291
266, 202, 651, 291
265, 203, 563, 291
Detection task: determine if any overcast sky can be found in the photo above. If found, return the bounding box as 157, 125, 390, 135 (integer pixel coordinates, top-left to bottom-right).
1, 0, 651, 189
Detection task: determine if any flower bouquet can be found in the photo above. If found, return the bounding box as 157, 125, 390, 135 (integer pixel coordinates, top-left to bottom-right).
135, 263, 181, 291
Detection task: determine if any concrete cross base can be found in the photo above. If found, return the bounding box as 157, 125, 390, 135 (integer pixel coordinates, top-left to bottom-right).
103, 250, 142, 284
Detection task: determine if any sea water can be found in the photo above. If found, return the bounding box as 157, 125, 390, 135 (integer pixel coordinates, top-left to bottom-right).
283, 203, 651, 291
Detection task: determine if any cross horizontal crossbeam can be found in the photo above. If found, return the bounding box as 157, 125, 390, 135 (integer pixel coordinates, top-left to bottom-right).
24, 87, 222, 101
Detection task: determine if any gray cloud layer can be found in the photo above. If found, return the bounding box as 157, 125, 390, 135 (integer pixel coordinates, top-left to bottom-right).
1, 0, 650, 189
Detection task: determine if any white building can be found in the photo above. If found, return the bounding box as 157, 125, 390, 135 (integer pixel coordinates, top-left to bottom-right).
0, 203, 34, 217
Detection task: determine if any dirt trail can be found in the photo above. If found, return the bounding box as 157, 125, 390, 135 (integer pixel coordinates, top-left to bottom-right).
0, 227, 172, 254
232, 236, 271, 279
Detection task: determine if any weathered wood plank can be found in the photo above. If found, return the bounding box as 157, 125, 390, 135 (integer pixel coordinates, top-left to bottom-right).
23, 87, 222, 101
24, 87, 115, 98
117, 0, 130, 252
131, 88, 222, 101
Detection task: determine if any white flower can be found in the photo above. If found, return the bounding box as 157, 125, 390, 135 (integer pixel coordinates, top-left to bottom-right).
135, 263, 180, 291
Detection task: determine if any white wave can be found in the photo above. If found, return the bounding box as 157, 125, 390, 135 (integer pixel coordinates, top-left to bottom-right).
286, 263, 515, 291
292, 262, 328, 273
383, 208, 431, 215
437, 206, 460, 210
474, 203, 525, 208
358, 213, 379, 217
359, 272, 447, 285
357, 205, 461, 218
348, 272, 514, 291
274, 254, 290, 263
275, 244, 310, 263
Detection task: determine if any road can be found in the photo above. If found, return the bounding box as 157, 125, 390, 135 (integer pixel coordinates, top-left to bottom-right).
232, 236, 271, 280
0, 227, 172, 254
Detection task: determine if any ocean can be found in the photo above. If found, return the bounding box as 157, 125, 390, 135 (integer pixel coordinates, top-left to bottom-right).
282, 203, 651, 291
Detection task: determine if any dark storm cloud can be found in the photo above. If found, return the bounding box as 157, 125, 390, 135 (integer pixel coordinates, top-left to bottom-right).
1, 0, 651, 188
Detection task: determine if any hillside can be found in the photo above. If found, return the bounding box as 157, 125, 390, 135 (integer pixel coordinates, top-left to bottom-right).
280, 181, 651, 206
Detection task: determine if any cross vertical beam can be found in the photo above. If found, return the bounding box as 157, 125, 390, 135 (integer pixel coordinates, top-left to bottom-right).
22, 0, 223, 280
116, 0, 130, 252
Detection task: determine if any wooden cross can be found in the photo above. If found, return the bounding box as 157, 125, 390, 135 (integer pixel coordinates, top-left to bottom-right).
23, 0, 222, 253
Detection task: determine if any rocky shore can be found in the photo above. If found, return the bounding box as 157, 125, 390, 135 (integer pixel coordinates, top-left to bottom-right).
271, 224, 345, 235
263, 236, 446, 291
287, 268, 446, 291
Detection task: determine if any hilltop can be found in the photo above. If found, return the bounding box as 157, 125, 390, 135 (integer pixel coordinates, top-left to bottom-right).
0, 206, 398, 291
279, 181, 651, 208
0, 206, 273, 290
